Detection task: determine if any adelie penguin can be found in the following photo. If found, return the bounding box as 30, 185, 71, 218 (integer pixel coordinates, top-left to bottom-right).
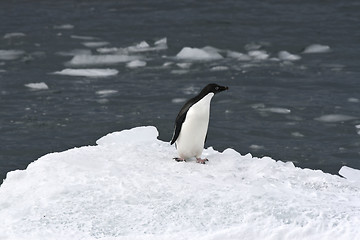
171, 83, 228, 164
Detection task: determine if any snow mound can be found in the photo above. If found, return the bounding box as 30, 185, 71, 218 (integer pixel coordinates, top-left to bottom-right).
303, 44, 331, 54
53, 68, 118, 77
0, 126, 359, 240
176, 47, 223, 61
25, 82, 49, 90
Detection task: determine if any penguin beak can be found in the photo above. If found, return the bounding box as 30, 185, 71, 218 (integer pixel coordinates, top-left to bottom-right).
220, 86, 229, 92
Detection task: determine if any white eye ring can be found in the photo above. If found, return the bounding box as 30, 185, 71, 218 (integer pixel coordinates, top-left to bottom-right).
215, 87, 219, 90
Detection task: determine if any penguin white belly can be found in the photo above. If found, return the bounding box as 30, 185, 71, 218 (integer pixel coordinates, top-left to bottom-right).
176, 93, 214, 159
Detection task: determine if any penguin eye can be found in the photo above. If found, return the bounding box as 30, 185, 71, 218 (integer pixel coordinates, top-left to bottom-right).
215, 86, 219, 91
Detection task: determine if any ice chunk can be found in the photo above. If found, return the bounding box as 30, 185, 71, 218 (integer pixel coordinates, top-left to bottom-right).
278, 51, 301, 61
53, 68, 118, 77
0, 50, 25, 61
82, 42, 109, 48
210, 66, 229, 71
3, 32, 26, 39
66, 54, 140, 66
171, 98, 186, 103
248, 50, 269, 60
54, 24, 74, 30
259, 107, 291, 114
96, 47, 118, 54
96, 126, 158, 145
315, 114, 357, 122
227, 50, 252, 61
154, 37, 167, 46
303, 44, 331, 53
24, 82, 49, 90
56, 49, 92, 56
70, 35, 98, 41
348, 98, 359, 103
96, 90, 118, 96
126, 60, 147, 68
176, 47, 223, 61
339, 166, 360, 183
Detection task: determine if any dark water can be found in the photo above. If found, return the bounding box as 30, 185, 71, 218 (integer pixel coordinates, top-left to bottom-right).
1, 0, 360, 184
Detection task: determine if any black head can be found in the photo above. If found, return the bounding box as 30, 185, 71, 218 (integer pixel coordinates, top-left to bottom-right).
202, 83, 229, 95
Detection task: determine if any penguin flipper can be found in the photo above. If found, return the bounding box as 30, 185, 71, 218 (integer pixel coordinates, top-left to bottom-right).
170, 113, 186, 145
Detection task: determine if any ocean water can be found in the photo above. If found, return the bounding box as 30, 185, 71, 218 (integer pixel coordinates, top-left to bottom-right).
1, 0, 360, 184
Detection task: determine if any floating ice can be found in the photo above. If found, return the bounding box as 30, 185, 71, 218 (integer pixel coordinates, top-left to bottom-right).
70, 35, 98, 41
53, 68, 119, 77
56, 49, 92, 57
54, 24, 74, 30
0, 50, 25, 61
315, 114, 357, 122
0, 126, 359, 240
227, 50, 252, 61
66, 54, 140, 67
303, 44, 331, 53
259, 107, 291, 114
82, 42, 109, 48
248, 50, 269, 60
348, 97, 359, 103
126, 39, 167, 52
278, 51, 301, 61
3, 32, 26, 39
96, 47, 119, 54
126, 60, 147, 68
210, 66, 229, 71
176, 47, 223, 61
171, 98, 187, 103
24, 82, 49, 90
96, 90, 118, 96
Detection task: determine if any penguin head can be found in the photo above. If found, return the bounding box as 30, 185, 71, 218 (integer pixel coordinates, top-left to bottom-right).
203, 83, 229, 95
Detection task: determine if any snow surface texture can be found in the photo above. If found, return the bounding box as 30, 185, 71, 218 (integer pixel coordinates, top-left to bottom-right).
0, 126, 359, 240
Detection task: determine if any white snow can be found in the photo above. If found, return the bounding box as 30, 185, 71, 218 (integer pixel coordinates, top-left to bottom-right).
66, 54, 140, 67
126, 60, 147, 68
303, 44, 331, 54
0, 50, 25, 61
176, 47, 223, 61
24, 82, 49, 90
278, 51, 301, 61
53, 68, 119, 77
314, 114, 357, 122
339, 166, 360, 183
0, 126, 359, 240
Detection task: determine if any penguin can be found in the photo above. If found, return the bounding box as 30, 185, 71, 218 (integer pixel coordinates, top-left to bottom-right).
171, 83, 228, 163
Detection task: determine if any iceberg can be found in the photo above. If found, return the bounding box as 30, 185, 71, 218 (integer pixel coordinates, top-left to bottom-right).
0, 126, 359, 240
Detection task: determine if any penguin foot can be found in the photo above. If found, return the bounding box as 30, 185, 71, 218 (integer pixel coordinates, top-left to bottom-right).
174, 157, 186, 162
196, 158, 209, 164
